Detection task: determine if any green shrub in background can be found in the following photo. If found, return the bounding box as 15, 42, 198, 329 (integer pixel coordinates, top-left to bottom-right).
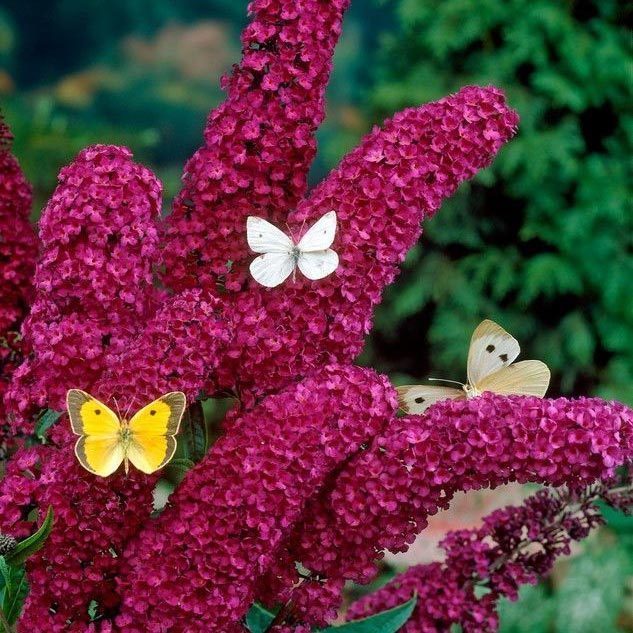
364, 0, 631, 404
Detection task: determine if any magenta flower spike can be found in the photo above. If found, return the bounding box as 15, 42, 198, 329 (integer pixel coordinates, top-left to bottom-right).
346, 480, 632, 632
214, 87, 519, 399
115, 365, 397, 631
260, 394, 632, 625
5, 145, 163, 428
0, 115, 36, 424
162, 0, 352, 292
0, 116, 35, 335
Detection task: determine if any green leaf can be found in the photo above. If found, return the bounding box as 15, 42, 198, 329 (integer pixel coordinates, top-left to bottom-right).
161, 458, 195, 486
245, 596, 416, 633
35, 409, 62, 440
3, 566, 27, 625
317, 595, 417, 632
245, 603, 275, 632
5, 506, 54, 568
0, 557, 10, 597
0, 556, 28, 627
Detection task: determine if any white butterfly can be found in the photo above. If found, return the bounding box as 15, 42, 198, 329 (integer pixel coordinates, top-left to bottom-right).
246, 210, 339, 288
397, 319, 551, 414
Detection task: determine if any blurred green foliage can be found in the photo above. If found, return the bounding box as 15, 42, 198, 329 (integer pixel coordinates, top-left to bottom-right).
364, 0, 632, 404
499, 532, 633, 632
0, 1, 240, 212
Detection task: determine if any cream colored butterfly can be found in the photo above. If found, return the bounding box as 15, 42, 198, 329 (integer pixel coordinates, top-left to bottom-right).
247, 210, 339, 288
397, 319, 551, 414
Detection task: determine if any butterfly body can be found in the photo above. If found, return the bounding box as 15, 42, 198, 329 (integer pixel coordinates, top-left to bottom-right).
113, 420, 133, 475
397, 320, 550, 414
463, 384, 479, 398
67, 390, 186, 477
247, 210, 339, 287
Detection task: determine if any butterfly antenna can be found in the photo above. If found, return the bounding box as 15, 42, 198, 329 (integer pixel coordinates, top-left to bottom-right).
428, 378, 465, 387
287, 216, 307, 243
112, 396, 123, 421
123, 396, 137, 422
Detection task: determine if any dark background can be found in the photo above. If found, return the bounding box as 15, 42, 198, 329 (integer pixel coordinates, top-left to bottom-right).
1, 1, 631, 629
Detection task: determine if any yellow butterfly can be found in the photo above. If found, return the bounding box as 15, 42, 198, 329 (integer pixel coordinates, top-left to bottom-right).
397, 319, 551, 414
67, 389, 186, 477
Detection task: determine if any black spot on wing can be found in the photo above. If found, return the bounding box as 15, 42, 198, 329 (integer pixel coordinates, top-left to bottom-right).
414, 397, 425, 404
486, 344, 495, 353
499, 353, 509, 363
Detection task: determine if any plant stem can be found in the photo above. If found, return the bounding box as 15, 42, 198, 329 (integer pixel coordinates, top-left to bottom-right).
263, 598, 295, 633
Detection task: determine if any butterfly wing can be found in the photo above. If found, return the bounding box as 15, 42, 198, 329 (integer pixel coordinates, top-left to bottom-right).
297, 211, 337, 252
67, 389, 124, 476
396, 385, 465, 414
467, 319, 521, 389
246, 216, 293, 254
75, 436, 125, 477
67, 389, 120, 436
477, 360, 551, 397
127, 392, 186, 474
249, 252, 296, 288
297, 250, 339, 281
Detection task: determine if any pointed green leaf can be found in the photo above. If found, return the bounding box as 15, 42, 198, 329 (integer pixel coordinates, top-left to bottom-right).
0, 557, 10, 595
317, 595, 417, 632
162, 458, 195, 486
5, 506, 54, 568
188, 402, 208, 462
3, 566, 27, 624
245, 603, 275, 633
35, 409, 62, 440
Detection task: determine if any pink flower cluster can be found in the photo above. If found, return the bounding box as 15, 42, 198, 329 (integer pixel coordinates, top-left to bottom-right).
1, 288, 232, 630
215, 87, 519, 399
0, 116, 35, 334
347, 478, 632, 632
257, 394, 633, 625
162, 0, 351, 292
0, 116, 36, 425
115, 365, 396, 632
0, 444, 154, 631
0, 143, 234, 630
6, 145, 162, 427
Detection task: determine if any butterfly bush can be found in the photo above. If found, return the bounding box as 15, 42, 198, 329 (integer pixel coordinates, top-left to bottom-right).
0, 0, 631, 631
215, 86, 519, 399
162, 0, 351, 292
5, 145, 163, 428
0, 116, 36, 429
116, 365, 396, 632
346, 476, 633, 632
259, 395, 632, 625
